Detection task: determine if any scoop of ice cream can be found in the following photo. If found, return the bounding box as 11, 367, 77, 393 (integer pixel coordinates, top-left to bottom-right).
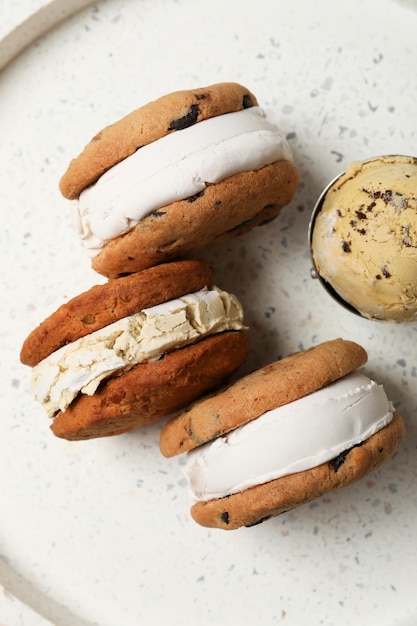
185, 372, 393, 502
32, 286, 246, 417
310, 155, 417, 321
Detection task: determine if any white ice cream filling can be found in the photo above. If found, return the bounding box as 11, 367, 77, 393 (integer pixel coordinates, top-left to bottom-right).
77, 106, 293, 255
32, 286, 245, 418
185, 372, 394, 501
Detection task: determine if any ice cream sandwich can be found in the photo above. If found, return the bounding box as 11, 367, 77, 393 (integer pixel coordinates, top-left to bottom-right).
20, 260, 249, 440
310, 155, 417, 322
59, 82, 299, 278
160, 339, 404, 530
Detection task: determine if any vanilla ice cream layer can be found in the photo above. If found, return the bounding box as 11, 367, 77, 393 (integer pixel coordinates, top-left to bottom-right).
185, 372, 393, 501
77, 106, 293, 255
311, 156, 417, 321
32, 287, 246, 418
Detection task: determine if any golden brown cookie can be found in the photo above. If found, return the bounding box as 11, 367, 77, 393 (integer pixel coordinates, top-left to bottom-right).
190, 414, 404, 530
58, 82, 299, 278
20, 259, 249, 440
20, 259, 214, 366
160, 338, 367, 457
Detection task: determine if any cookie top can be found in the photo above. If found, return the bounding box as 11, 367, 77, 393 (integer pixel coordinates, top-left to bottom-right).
159, 338, 368, 457
20, 259, 214, 366
59, 82, 258, 200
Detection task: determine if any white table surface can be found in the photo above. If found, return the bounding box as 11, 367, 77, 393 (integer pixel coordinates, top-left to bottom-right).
0, 0, 98, 70
1, 0, 417, 625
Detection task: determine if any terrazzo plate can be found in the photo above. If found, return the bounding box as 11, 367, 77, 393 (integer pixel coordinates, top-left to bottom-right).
1, 0, 417, 624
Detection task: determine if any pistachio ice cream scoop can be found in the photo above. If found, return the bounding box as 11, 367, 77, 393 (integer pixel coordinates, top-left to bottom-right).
310, 155, 417, 322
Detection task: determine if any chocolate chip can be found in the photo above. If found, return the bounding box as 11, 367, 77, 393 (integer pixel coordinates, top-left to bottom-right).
187, 190, 205, 203
242, 94, 254, 108
330, 449, 350, 471
362, 188, 381, 201
355, 209, 367, 220
168, 104, 199, 131
341, 240, 351, 253
381, 266, 391, 278
221, 511, 230, 524
245, 516, 271, 527
330, 441, 364, 471
382, 189, 393, 203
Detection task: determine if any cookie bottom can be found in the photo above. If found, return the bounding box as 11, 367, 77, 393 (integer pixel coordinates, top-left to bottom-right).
190, 413, 405, 530
92, 160, 299, 278
50, 331, 249, 440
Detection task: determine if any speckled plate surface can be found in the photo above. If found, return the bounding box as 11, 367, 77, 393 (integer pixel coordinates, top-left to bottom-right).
1, 1, 417, 624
